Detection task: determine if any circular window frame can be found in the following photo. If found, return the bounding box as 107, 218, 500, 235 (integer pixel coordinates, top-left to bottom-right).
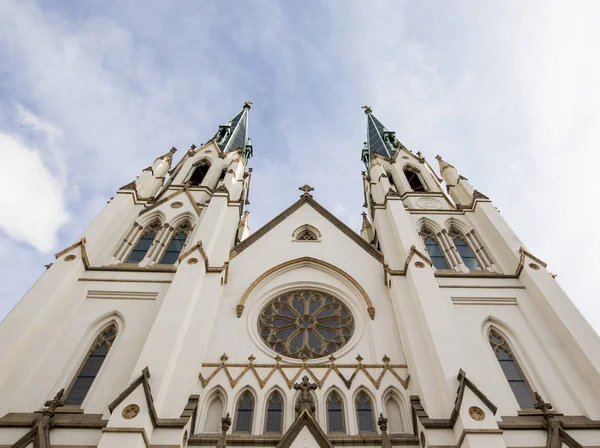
247, 282, 366, 364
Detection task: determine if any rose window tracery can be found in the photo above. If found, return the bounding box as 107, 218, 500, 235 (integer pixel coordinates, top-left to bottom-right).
258, 290, 354, 359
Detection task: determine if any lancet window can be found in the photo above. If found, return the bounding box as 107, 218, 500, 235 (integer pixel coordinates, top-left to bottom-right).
384, 395, 404, 433
356, 392, 376, 433
420, 228, 449, 270
159, 221, 193, 265
449, 227, 481, 270
64, 322, 117, 406
189, 160, 211, 186
126, 220, 161, 263
326, 391, 345, 433
265, 391, 284, 433
203, 393, 224, 432
403, 167, 427, 192
234, 392, 254, 433
488, 329, 535, 409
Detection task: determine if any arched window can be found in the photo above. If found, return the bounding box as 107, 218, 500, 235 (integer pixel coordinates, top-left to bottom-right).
449, 228, 481, 270
355, 392, 375, 433
203, 394, 224, 432
126, 221, 160, 263
403, 167, 426, 192
159, 222, 192, 264
296, 229, 318, 241
489, 329, 534, 409
190, 161, 211, 186
265, 391, 283, 433
64, 322, 117, 406
327, 392, 345, 433
420, 228, 449, 269
234, 392, 254, 433
385, 395, 404, 433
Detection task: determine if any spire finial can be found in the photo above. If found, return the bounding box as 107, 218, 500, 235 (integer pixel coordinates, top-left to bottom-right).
361, 105, 372, 114
170, 146, 177, 154
243, 101, 253, 109
299, 184, 314, 198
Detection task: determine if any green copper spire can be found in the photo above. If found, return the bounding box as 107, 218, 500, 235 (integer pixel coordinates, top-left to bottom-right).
361, 106, 406, 168
214, 102, 253, 162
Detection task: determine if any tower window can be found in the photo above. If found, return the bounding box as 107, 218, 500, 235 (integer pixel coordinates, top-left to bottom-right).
159, 222, 192, 265
65, 322, 117, 406
126, 221, 160, 263
327, 392, 345, 433
234, 392, 254, 433
489, 330, 534, 409
404, 167, 426, 192
265, 391, 283, 433
449, 228, 481, 270
356, 392, 375, 433
420, 228, 449, 270
190, 161, 211, 186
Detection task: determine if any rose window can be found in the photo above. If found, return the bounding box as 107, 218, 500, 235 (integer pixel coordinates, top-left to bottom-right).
258, 290, 354, 359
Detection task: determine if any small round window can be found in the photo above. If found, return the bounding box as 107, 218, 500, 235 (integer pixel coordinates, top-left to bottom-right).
258, 290, 354, 359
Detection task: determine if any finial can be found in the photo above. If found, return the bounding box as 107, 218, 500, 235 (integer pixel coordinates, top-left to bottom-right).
299, 184, 314, 198
361, 105, 372, 114
221, 413, 232, 432
378, 413, 388, 432
170, 146, 177, 154
44, 389, 65, 414
533, 392, 553, 416
243, 101, 253, 109
243, 210, 250, 217
361, 212, 367, 219
435, 154, 442, 162
189, 144, 196, 151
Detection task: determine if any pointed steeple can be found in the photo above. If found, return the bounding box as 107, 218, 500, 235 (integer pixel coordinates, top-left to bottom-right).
361, 106, 406, 167
214, 102, 253, 162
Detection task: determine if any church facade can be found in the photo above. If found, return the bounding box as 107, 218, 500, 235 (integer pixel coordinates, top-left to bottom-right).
0, 104, 599, 448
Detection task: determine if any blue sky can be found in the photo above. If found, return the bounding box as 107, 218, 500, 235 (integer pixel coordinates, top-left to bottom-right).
1, 0, 599, 334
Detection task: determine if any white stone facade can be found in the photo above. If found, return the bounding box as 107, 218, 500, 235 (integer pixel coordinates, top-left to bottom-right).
0, 108, 598, 448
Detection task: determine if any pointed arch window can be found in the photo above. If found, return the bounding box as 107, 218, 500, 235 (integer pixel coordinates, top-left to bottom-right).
403, 167, 426, 192
126, 221, 160, 263
265, 391, 283, 433
190, 161, 211, 186
327, 392, 345, 433
489, 329, 535, 409
159, 222, 192, 264
387, 172, 399, 193
356, 392, 375, 433
421, 228, 449, 269
234, 392, 254, 433
296, 229, 318, 241
450, 228, 481, 270
65, 322, 117, 406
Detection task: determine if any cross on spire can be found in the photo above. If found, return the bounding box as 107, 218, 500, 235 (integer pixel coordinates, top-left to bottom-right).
299, 184, 314, 198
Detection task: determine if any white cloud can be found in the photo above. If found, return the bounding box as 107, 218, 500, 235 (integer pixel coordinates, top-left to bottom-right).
0, 132, 68, 252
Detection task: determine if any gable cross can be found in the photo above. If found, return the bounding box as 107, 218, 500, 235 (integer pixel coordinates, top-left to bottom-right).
294, 375, 317, 416
298, 184, 314, 198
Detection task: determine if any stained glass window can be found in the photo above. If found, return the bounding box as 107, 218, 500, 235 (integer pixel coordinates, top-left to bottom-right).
126, 221, 160, 263
489, 330, 534, 408
159, 222, 192, 265
265, 392, 283, 433
327, 392, 345, 433
356, 392, 375, 432
65, 322, 117, 406
258, 290, 354, 359
449, 228, 481, 270
421, 228, 449, 270
234, 392, 254, 433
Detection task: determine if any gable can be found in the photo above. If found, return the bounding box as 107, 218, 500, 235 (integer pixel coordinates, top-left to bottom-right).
231, 196, 382, 263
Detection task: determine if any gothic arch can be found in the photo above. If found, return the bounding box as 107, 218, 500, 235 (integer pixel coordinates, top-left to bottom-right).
323, 386, 347, 433
444, 218, 471, 235
199, 386, 228, 433
481, 317, 544, 408
232, 386, 258, 434
236, 257, 375, 320
170, 212, 196, 229
381, 386, 409, 433
61, 311, 124, 406
263, 385, 287, 433
416, 217, 443, 235
187, 158, 212, 186
402, 164, 428, 191
353, 387, 377, 433
292, 224, 321, 241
